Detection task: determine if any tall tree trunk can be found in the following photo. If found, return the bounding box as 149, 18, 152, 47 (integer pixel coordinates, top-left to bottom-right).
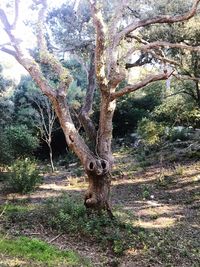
195, 81, 200, 108
48, 143, 54, 172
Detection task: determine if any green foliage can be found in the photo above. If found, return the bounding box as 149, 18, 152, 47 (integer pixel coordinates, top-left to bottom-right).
153, 91, 200, 127
6, 125, 39, 159
0, 129, 14, 165
168, 128, 189, 142
0, 98, 14, 126
137, 118, 165, 146
0, 235, 90, 266
0, 64, 13, 94
113, 82, 164, 137
7, 158, 42, 194
0, 124, 39, 165
67, 80, 85, 109
39, 194, 137, 255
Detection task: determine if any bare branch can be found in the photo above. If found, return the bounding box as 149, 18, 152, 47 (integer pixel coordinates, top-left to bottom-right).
0, 4, 26, 57
115, 0, 200, 45
0, 47, 17, 57
125, 53, 153, 69
123, 40, 200, 63
166, 89, 197, 100
11, 0, 20, 29
140, 41, 200, 52
111, 71, 174, 100
148, 50, 180, 66
0, 9, 11, 30
173, 73, 200, 82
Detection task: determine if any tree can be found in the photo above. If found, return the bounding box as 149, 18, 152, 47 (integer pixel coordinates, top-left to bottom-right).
139, 0, 200, 106
29, 90, 57, 172
0, 0, 200, 215
14, 76, 57, 172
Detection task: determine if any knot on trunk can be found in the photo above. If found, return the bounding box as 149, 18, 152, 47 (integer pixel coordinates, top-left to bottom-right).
86, 158, 109, 175
84, 191, 98, 208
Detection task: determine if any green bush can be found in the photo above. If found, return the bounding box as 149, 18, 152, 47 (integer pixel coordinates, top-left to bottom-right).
7, 158, 42, 194
168, 128, 189, 142
137, 118, 165, 146
6, 125, 39, 159
0, 128, 14, 165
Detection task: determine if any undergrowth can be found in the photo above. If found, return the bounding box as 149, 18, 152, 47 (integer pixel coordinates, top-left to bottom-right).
37, 194, 138, 256
1, 191, 199, 266
0, 235, 90, 266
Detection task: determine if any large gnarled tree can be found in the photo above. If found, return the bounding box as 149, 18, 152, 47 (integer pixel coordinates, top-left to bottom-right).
0, 0, 200, 215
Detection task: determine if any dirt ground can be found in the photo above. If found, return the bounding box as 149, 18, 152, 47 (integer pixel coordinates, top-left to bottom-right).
0, 151, 200, 267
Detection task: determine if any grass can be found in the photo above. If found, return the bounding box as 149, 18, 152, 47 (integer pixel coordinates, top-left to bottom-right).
0, 235, 91, 267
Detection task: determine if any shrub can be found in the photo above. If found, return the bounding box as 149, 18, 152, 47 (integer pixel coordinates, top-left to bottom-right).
137, 118, 165, 146
0, 128, 14, 165
7, 158, 42, 194
5, 124, 39, 159
168, 127, 189, 142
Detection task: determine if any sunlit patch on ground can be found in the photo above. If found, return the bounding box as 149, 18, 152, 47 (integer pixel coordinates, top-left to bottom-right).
0, 256, 27, 267
136, 216, 177, 228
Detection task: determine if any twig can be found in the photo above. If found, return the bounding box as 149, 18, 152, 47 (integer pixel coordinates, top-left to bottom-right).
0, 202, 8, 217
29, 232, 41, 235
48, 233, 63, 244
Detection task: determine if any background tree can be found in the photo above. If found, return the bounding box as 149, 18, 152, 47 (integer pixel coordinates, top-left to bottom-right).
14, 76, 57, 172
0, 0, 200, 215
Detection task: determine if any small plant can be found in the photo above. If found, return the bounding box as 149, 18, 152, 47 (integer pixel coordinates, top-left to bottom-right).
168, 128, 189, 142
173, 164, 184, 176
142, 185, 151, 199
7, 158, 42, 194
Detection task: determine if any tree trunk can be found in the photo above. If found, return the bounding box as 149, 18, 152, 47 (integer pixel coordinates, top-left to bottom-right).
195, 81, 200, 108
48, 143, 55, 172
84, 165, 113, 217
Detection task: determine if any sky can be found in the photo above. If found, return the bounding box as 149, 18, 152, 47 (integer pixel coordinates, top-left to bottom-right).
0, 0, 68, 83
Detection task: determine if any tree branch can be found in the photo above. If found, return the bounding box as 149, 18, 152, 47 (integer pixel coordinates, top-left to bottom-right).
115, 0, 200, 46
0, 9, 11, 30
125, 53, 153, 69
79, 51, 97, 142
11, 0, 20, 29
89, 0, 108, 88
36, 0, 72, 95
111, 71, 174, 100
0, 47, 17, 57
140, 41, 200, 52
173, 73, 200, 82
165, 90, 197, 100
123, 40, 200, 63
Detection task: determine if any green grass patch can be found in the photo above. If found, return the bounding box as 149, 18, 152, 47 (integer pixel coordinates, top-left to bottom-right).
0, 235, 90, 267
